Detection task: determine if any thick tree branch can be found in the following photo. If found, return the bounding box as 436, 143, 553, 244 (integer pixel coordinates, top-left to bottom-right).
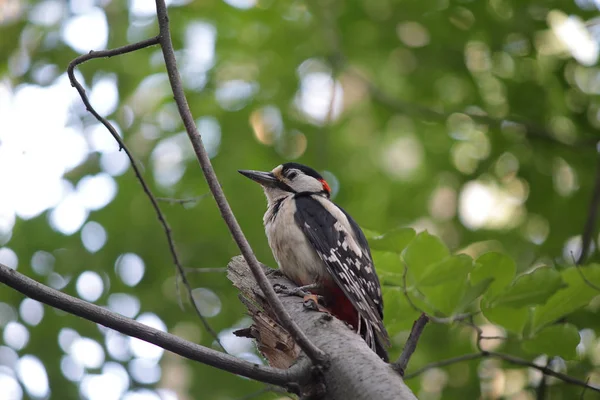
228, 256, 417, 400
67, 39, 226, 352
0, 263, 309, 387
154, 0, 327, 365
392, 313, 429, 376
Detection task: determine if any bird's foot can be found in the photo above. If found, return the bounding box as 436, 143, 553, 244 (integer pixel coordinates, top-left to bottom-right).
266, 268, 284, 277
273, 283, 319, 298
303, 294, 330, 314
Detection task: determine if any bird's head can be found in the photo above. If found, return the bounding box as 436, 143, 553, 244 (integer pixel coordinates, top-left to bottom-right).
239, 162, 331, 203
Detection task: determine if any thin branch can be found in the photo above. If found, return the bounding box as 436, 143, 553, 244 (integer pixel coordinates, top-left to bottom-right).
156, 193, 210, 205
0, 263, 309, 387
404, 350, 599, 393
236, 385, 289, 400
487, 351, 598, 393
536, 357, 552, 400
392, 313, 429, 376
184, 267, 228, 274
154, 0, 328, 365
479, 336, 507, 341
403, 305, 599, 392
67, 38, 226, 353
404, 353, 485, 379
577, 154, 600, 265
581, 378, 591, 399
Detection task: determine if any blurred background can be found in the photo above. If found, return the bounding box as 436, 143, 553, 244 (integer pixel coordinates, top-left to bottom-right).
1, 0, 600, 399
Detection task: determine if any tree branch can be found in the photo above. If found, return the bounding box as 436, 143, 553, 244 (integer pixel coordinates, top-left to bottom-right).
228, 256, 417, 400
67, 38, 226, 352
404, 353, 484, 379
0, 263, 309, 387
403, 347, 599, 393
154, 0, 327, 365
577, 153, 600, 265
392, 313, 429, 376
156, 193, 210, 205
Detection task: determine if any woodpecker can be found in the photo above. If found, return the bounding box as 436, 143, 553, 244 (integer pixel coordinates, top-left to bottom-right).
239, 162, 390, 361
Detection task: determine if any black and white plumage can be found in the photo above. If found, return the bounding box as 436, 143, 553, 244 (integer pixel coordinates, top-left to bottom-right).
239, 162, 390, 360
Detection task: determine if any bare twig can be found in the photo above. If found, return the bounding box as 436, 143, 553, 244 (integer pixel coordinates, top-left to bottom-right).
577, 154, 600, 265
404, 350, 599, 393
154, 0, 327, 365
479, 336, 507, 341
581, 378, 591, 399
67, 38, 226, 353
156, 193, 210, 205
404, 353, 485, 379
487, 351, 598, 393
236, 385, 289, 400
405, 318, 599, 393
184, 267, 228, 274
0, 263, 309, 387
575, 264, 600, 292
392, 313, 430, 376
536, 357, 552, 400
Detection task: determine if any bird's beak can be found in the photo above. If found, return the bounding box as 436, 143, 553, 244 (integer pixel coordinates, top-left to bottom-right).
238, 170, 278, 187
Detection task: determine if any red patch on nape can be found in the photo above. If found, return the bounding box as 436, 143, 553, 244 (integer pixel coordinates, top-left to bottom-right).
319, 179, 331, 194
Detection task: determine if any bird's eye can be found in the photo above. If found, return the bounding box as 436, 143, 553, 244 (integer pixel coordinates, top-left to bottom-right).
287, 171, 298, 179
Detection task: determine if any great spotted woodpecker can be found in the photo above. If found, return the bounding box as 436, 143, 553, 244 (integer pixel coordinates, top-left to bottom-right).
239, 162, 390, 361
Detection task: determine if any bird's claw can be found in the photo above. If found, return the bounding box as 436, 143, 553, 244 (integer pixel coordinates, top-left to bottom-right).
303, 294, 329, 314
273, 283, 310, 298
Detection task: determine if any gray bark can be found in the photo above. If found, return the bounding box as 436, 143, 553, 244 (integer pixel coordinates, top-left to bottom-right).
228, 256, 418, 400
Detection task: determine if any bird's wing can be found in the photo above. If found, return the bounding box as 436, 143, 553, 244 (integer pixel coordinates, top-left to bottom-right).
293, 194, 389, 346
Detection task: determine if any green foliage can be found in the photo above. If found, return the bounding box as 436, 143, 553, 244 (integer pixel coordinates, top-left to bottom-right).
493, 267, 565, 309
2, 0, 600, 399
472, 252, 516, 301
403, 231, 450, 282
365, 227, 416, 253
522, 324, 580, 360
532, 265, 600, 332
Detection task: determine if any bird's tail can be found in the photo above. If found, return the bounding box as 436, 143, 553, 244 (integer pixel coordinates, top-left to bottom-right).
358, 315, 389, 362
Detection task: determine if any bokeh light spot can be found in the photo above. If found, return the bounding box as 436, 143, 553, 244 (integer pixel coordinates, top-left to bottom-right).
76, 271, 104, 302
115, 253, 145, 287
191, 288, 222, 318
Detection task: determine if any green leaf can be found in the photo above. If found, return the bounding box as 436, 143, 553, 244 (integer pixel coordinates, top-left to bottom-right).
472, 252, 516, 301
372, 251, 403, 286
482, 304, 529, 335
421, 280, 466, 315
531, 265, 600, 332
494, 267, 565, 308
366, 227, 416, 253
522, 324, 580, 360
402, 231, 449, 282
382, 288, 421, 335
456, 277, 494, 312
418, 254, 474, 287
